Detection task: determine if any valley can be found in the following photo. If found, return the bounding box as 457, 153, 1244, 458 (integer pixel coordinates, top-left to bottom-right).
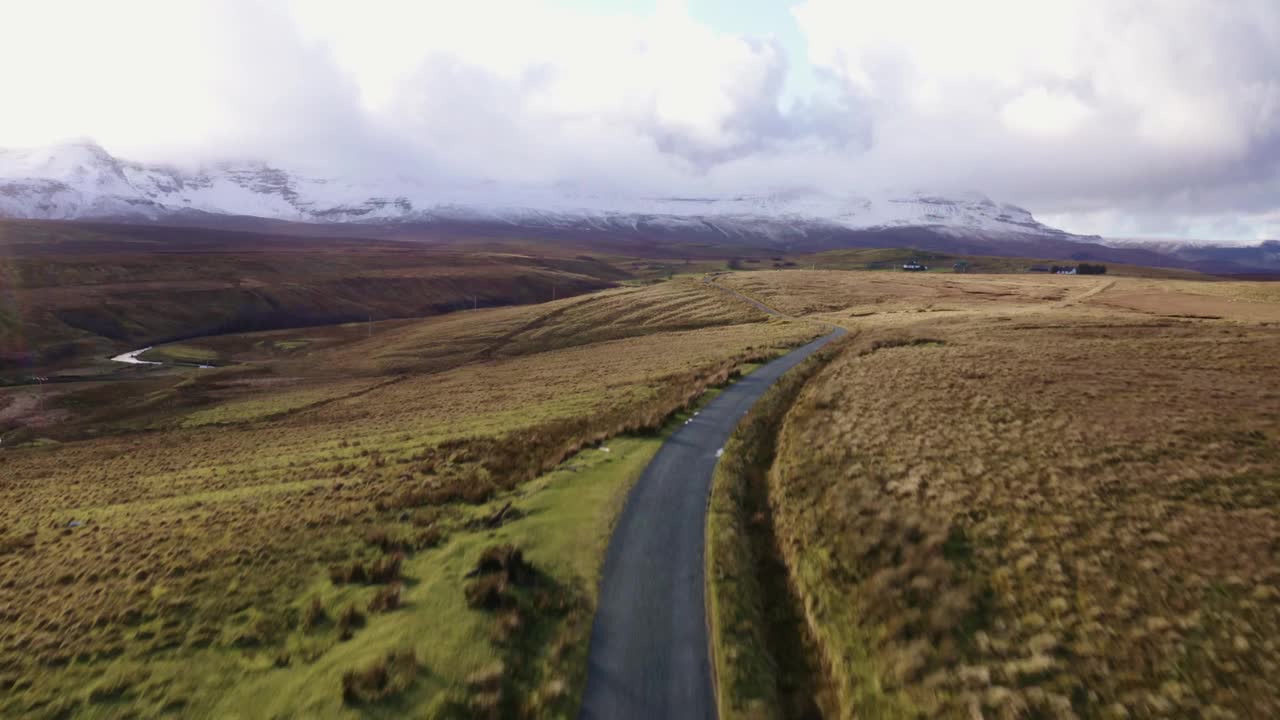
5, 5, 1279, 719
1, 220, 1278, 718
0, 255, 822, 716
0, 220, 626, 372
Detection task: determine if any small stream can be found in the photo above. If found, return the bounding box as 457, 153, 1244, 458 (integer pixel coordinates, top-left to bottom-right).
110, 347, 162, 365
110, 347, 212, 369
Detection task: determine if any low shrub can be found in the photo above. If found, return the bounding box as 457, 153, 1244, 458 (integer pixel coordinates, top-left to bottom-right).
336, 603, 364, 641
474, 545, 530, 584
331, 553, 401, 587
464, 544, 534, 610
368, 552, 403, 584
364, 527, 412, 553
368, 584, 402, 613
300, 597, 327, 630
328, 560, 368, 585
0, 531, 36, 556
341, 648, 418, 704
465, 574, 508, 610
414, 527, 444, 549
408, 508, 442, 527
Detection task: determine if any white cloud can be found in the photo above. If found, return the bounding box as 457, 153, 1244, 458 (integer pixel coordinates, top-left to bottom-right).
0, 0, 1277, 240
1043, 207, 1280, 245
790, 0, 1280, 239
0, 2, 226, 155
282, 0, 792, 164
1001, 89, 1093, 137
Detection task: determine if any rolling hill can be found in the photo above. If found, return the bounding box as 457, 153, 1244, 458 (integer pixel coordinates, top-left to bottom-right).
0, 220, 622, 371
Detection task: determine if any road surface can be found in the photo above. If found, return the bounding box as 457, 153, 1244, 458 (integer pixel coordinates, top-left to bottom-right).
579, 326, 846, 719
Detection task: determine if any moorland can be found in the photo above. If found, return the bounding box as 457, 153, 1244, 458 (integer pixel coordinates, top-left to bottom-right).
1, 277, 817, 717
2, 219, 1278, 718
707, 270, 1280, 719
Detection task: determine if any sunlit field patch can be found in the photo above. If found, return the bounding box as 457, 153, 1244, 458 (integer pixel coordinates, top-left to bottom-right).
0, 278, 818, 717
769, 303, 1280, 717
6, 265, 1277, 717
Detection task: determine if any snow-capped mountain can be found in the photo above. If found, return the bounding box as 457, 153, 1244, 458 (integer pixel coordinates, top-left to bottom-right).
0, 141, 1075, 240
1102, 237, 1280, 272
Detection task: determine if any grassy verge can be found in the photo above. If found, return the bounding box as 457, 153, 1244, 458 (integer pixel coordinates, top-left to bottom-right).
1, 277, 825, 717
212, 374, 742, 717
1, 325, 822, 717
706, 337, 846, 720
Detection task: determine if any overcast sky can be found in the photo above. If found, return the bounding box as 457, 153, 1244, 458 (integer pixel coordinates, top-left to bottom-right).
2, 0, 1277, 242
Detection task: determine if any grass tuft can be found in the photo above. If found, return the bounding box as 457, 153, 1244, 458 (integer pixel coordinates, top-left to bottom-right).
335, 603, 365, 641
300, 597, 327, 631
341, 648, 418, 705
368, 552, 403, 584
367, 584, 403, 614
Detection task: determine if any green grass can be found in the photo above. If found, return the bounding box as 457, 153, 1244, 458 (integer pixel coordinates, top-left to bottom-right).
177, 379, 385, 427
140, 343, 221, 365
272, 340, 313, 352
0, 305, 17, 337
205, 392, 712, 717
0, 273, 822, 717
14, 414, 683, 719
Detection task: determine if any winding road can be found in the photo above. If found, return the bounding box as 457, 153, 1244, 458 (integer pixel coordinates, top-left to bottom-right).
579, 326, 846, 719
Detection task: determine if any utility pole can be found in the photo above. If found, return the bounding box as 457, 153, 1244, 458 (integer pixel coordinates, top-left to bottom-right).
473, 295, 478, 311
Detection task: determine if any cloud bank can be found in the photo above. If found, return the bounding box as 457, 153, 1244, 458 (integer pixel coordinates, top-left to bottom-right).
0, 0, 1276, 241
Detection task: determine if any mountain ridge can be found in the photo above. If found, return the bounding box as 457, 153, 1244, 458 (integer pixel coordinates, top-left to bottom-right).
0, 140, 1079, 238
7, 141, 1278, 272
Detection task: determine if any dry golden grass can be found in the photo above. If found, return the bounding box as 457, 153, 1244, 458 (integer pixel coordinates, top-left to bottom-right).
1081, 278, 1280, 323
1111, 278, 1280, 305
0, 279, 818, 717
301, 277, 768, 376
715, 270, 1089, 318
716, 269, 1280, 326
8, 263, 1274, 717
748, 271, 1280, 718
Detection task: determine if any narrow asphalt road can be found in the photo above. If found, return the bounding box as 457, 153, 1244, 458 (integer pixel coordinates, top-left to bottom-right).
579, 326, 846, 720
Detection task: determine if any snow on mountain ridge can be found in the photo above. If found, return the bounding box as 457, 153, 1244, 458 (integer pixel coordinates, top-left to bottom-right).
0, 141, 1069, 237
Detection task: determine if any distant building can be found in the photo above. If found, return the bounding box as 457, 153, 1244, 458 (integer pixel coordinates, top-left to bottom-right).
902, 261, 927, 272
953, 261, 970, 273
